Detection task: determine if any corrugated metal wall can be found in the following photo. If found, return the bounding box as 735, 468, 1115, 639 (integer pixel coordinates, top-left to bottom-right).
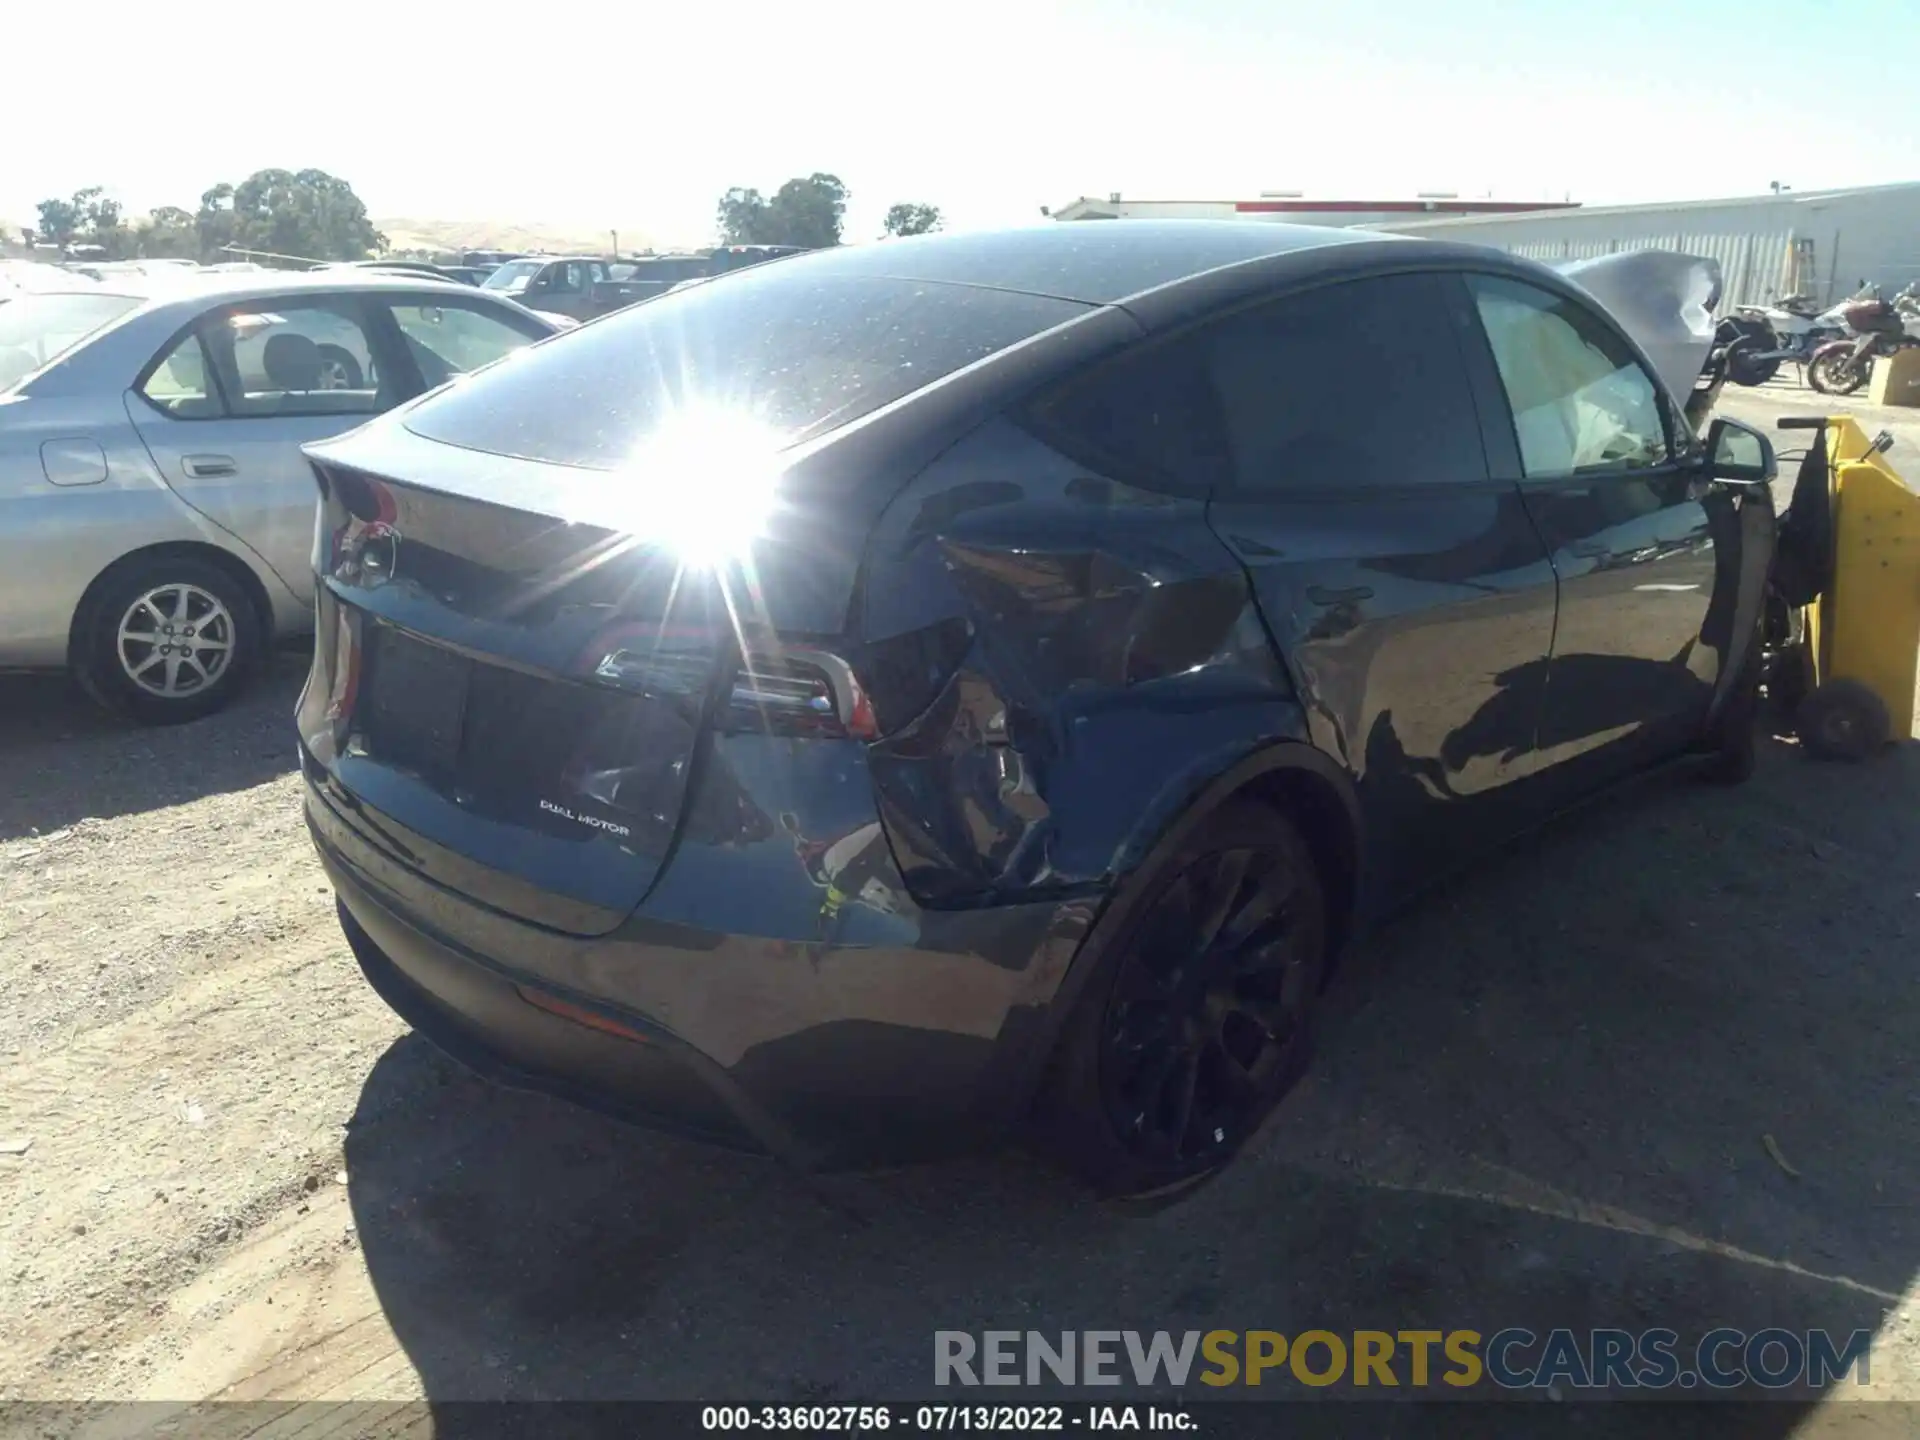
1377, 187, 1920, 311
1497, 232, 1797, 308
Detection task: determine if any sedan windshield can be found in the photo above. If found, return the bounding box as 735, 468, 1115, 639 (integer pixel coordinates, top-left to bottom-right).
0, 292, 143, 391
481, 260, 543, 294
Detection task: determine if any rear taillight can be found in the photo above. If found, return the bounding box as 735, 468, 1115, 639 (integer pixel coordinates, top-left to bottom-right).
593, 647, 712, 697
588, 617, 972, 743
724, 648, 876, 740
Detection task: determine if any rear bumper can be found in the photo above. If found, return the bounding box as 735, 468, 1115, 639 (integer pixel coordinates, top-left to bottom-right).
309, 777, 1100, 1169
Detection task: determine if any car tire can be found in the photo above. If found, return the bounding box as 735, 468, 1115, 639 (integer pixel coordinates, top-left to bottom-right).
1797, 678, 1891, 762
315, 345, 364, 390
75, 555, 262, 725
1035, 801, 1329, 1200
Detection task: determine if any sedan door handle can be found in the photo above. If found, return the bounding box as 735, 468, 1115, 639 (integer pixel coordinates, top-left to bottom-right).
182, 454, 237, 479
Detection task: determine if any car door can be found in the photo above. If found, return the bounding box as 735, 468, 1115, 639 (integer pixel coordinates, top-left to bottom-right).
126, 294, 406, 606
1200, 271, 1560, 899
531, 262, 591, 320
1456, 272, 1742, 784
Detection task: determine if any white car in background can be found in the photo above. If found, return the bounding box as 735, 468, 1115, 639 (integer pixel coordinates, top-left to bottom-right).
0, 271, 562, 722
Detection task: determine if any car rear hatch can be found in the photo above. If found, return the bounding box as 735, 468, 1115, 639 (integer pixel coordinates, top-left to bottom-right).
298, 266, 1098, 937
302, 451, 742, 937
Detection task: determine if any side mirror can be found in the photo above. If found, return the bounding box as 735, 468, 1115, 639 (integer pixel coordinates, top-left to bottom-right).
1706, 416, 1776, 486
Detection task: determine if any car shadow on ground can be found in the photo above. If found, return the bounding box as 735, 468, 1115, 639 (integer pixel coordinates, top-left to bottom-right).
0, 650, 305, 841
343, 736, 1920, 1433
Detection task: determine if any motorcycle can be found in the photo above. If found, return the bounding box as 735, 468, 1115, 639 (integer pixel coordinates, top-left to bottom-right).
1806, 282, 1920, 395
1714, 292, 1850, 385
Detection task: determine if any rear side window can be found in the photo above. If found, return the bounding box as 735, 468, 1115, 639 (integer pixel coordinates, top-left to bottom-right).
1206, 273, 1487, 492
140, 332, 220, 417
1023, 330, 1231, 494
1467, 275, 1668, 477
1026, 272, 1486, 495
201, 301, 389, 418
401, 269, 1087, 469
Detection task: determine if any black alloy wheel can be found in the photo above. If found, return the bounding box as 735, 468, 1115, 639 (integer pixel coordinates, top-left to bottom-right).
1040, 802, 1328, 1198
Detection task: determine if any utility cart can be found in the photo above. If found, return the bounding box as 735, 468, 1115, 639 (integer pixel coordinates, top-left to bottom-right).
1769, 414, 1920, 759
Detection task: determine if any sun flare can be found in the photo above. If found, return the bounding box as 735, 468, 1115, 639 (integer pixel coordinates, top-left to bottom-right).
617, 404, 787, 569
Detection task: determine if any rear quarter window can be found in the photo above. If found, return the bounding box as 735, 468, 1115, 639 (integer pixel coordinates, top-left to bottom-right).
400, 268, 1087, 468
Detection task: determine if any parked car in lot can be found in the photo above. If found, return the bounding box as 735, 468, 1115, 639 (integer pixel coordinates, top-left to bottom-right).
301, 222, 1777, 1196
479, 255, 665, 320
0, 272, 560, 722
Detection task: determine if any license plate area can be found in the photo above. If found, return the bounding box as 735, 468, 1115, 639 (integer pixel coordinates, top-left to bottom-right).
358, 625, 472, 783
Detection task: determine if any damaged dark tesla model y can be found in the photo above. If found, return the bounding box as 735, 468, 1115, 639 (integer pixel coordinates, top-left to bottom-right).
299, 221, 1777, 1197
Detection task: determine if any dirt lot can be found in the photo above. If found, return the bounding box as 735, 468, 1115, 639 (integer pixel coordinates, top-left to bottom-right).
4, 443, 1920, 1430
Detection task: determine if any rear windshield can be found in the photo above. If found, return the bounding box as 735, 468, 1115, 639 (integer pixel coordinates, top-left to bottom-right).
402, 267, 1087, 469
0, 293, 142, 390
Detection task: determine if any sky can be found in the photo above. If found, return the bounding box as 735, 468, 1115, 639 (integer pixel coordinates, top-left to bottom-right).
10, 0, 1920, 249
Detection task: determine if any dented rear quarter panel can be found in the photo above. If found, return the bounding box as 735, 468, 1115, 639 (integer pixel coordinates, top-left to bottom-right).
862, 415, 1314, 911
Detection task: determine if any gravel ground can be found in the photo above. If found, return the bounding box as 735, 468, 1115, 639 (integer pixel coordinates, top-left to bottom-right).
3, 576, 1920, 1433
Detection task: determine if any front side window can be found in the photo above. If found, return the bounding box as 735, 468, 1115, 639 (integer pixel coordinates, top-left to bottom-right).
203, 301, 386, 418
387, 300, 543, 386
1468, 275, 1668, 477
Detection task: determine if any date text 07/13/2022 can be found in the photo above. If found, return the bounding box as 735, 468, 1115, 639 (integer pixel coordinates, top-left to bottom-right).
701, 1404, 1194, 1431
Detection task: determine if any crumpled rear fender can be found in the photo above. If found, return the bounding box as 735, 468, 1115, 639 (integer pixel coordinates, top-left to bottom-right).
859, 416, 1329, 913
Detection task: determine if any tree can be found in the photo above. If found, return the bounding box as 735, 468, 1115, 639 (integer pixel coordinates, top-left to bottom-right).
716, 186, 773, 245
883, 203, 942, 238
134, 206, 199, 259
714, 173, 849, 249
74, 187, 130, 258
32, 170, 384, 263
769, 173, 847, 249
223, 168, 385, 262
195, 183, 237, 260
34, 195, 82, 249
33, 187, 132, 257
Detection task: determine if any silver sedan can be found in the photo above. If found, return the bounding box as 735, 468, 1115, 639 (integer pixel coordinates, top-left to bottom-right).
0, 271, 560, 722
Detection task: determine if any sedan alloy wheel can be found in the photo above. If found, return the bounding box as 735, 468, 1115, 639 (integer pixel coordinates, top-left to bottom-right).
116, 583, 236, 698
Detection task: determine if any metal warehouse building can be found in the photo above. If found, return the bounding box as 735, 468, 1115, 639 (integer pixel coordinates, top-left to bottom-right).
1374, 182, 1920, 309
1049, 194, 1579, 227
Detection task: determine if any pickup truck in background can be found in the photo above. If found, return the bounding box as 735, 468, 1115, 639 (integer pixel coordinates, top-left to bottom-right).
479, 245, 807, 321
479, 256, 663, 321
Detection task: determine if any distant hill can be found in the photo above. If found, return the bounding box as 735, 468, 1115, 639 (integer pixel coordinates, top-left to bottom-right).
373, 216, 681, 257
